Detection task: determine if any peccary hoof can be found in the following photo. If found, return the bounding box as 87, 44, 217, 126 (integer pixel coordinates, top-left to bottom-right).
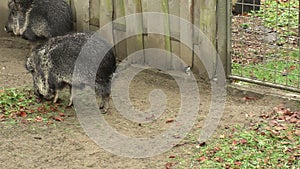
100, 106, 109, 114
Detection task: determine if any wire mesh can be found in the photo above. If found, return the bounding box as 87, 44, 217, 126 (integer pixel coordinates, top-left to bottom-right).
230, 0, 300, 92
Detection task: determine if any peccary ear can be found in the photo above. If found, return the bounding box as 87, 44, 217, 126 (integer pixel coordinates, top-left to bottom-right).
11, 0, 21, 11
25, 57, 34, 73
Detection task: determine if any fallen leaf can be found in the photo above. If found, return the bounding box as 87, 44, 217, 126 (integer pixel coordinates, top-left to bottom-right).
242, 96, 256, 102
283, 109, 294, 116
196, 156, 207, 163
54, 117, 64, 122
214, 157, 224, 163
219, 134, 226, 139
33, 137, 42, 140
274, 126, 285, 131
240, 139, 247, 144
165, 162, 173, 169
264, 157, 270, 164
294, 129, 300, 136
278, 116, 286, 121
19, 111, 27, 118
271, 130, 279, 135
232, 140, 238, 145
35, 116, 43, 122
269, 120, 279, 126
166, 119, 174, 124
235, 161, 242, 166
290, 118, 297, 123
199, 142, 206, 147
59, 112, 65, 117
0, 114, 5, 119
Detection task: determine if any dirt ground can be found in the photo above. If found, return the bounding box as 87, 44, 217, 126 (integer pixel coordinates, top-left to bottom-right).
0, 37, 299, 169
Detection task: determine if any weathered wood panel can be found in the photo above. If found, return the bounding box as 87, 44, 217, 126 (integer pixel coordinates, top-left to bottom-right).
193, 0, 218, 77
20, 0, 225, 76
113, 0, 128, 61
179, 0, 194, 69
142, 0, 172, 70
124, 0, 144, 64
73, 0, 90, 31
168, 0, 183, 70
0, 0, 10, 37
90, 0, 100, 29
99, 0, 114, 44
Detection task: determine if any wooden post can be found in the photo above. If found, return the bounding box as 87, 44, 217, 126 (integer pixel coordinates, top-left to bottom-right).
141, 0, 172, 70
99, 0, 114, 45
124, 0, 145, 64
112, 0, 128, 61
73, 0, 90, 31
168, 0, 184, 71
179, 0, 194, 70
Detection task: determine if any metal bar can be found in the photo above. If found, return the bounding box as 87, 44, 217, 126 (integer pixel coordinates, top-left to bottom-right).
227, 0, 232, 78
229, 75, 300, 93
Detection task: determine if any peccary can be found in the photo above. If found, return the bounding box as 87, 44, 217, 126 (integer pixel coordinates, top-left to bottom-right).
25, 32, 117, 112
232, 0, 261, 15
5, 0, 73, 41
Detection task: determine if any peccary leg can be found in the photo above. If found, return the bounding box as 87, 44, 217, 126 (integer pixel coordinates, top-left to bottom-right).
100, 93, 110, 114
53, 90, 59, 103
68, 87, 73, 107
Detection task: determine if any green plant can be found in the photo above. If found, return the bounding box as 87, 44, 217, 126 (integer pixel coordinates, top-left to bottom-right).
0, 87, 35, 116
0, 87, 67, 124
252, 0, 299, 37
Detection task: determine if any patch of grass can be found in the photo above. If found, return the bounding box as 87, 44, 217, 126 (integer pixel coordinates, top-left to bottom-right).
252, 0, 299, 36
0, 87, 35, 116
0, 87, 68, 124
167, 106, 300, 168
232, 49, 300, 87
192, 124, 299, 168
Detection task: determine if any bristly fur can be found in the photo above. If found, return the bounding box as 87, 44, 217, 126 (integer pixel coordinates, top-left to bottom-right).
26, 32, 117, 112
5, 0, 73, 41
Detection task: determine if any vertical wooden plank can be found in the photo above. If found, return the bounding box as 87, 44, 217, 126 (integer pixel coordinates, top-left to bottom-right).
199, 0, 217, 44
192, 0, 218, 78
73, 0, 90, 31
124, 0, 144, 64
0, 0, 10, 37
168, 0, 185, 70
217, 0, 230, 77
99, 0, 114, 44
67, 0, 77, 29
179, 0, 194, 69
193, 0, 207, 76
89, 0, 100, 30
141, 0, 172, 70
113, 0, 127, 61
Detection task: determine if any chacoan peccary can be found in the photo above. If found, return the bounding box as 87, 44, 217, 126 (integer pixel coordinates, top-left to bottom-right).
25, 32, 117, 113
5, 0, 73, 41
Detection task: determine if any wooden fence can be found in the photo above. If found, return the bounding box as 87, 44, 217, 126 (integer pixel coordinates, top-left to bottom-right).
0, 0, 229, 77
68, 0, 229, 77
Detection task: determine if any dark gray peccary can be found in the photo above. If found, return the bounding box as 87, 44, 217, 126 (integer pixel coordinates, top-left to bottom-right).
25, 32, 117, 112
233, 0, 261, 15
5, 0, 73, 41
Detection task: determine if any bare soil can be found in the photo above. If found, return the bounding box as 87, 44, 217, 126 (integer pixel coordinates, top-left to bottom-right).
0, 37, 299, 169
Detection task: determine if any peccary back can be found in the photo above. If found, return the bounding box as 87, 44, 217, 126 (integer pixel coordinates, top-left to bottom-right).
26, 32, 116, 111
5, 0, 73, 41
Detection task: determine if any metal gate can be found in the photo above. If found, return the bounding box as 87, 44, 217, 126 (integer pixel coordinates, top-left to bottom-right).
229, 0, 300, 92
